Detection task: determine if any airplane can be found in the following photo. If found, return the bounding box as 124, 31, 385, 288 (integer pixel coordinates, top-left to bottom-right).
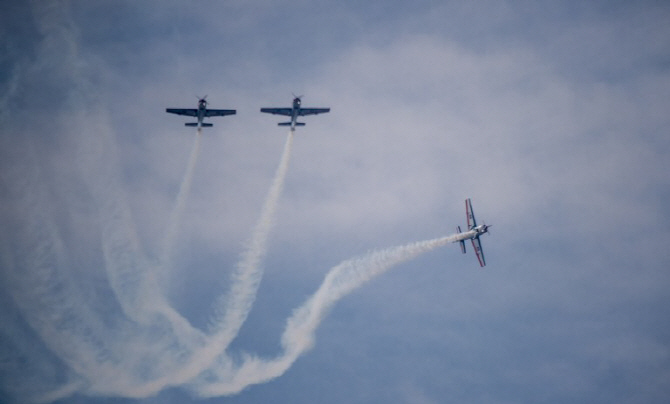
454, 198, 491, 267
166, 96, 236, 129
260, 95, 330, 131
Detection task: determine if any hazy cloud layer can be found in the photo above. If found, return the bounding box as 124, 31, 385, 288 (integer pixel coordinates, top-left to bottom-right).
1, 1, 669, 403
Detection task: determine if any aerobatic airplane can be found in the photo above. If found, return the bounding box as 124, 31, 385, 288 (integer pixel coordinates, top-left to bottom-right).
166, 97, 236, 129
260, 95, 330, 131
454, 198, 491, 267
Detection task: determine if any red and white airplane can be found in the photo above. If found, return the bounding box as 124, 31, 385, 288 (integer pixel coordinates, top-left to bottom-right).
454, 198, 491, 267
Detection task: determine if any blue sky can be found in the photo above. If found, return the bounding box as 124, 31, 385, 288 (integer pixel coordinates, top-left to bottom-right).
1, 1, 669, 403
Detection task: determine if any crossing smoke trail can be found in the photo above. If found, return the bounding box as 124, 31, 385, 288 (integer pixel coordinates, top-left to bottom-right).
4, 6, 467, 401
4, 121, 459, 402
149, 128, 209, 349
122, 131, 296, 397
0, 141, 127, 403
56, 111, 208, 396
0, 3, 202, 401
57, 115, 209, 396
75, 112, 169, 325
195, 234, 460, 396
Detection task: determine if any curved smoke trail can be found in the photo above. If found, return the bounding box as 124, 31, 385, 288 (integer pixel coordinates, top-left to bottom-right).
195, 235, 459, 396
5, 6, 467, 402
123, 132, 296, 397
0, 3, 205, 401
76, 112, 192, 331
1, 142, 122, 403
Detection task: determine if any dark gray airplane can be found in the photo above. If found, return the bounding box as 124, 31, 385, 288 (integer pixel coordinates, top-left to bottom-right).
261, 96, 330, 131
166, 97, 236, 129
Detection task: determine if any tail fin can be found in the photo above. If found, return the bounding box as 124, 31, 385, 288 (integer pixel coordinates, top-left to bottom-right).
458, 226, 466, 253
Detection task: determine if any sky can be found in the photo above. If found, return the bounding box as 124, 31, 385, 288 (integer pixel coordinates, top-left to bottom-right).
1, 0, 669, 403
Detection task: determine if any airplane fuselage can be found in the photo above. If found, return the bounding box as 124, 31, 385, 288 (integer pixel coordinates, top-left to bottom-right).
454, 229, 479, 242
196, 100, 207, 128
455, 224, 488, 240
472, 224, 489, 237
289, 98, 302, 130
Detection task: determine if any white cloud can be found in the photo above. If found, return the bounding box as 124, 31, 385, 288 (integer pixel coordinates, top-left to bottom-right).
1, 1, 669, 403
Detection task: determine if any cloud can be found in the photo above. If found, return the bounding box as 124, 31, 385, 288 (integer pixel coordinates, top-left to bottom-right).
2, 1, 669, 403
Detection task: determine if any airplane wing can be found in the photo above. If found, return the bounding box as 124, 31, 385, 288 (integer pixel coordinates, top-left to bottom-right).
166, 108, 197, 117
298, 108, 330, 116
204, 109, 236, 117
260, 108, 293, 116
471, 237, 486, 267
466, 198, 477, 229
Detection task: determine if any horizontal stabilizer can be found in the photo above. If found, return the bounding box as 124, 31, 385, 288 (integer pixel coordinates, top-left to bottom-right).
185, 123, 198, 127
456, 226, 465, 253
201, 123, 213, 127
278, 122, 292, 126
457, 226, 466, 253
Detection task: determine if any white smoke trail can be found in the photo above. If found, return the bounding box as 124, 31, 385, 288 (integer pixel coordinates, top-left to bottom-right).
75, 113, 155, 321
159, 131, 202, 280
0, 2, 205, 400
0, 142, 124, 402
52, 110, 207, 396
133, 129, 208, 348
5, 6, 469, 400
58, 103, 206, 356
8, 146, 199, 399
23, 0, 162, 330
86, 121, 209, 376
209, 130, 294, 338
195, 234, 460, 396
122, 131, 296, 397
4, 1, 279, 401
